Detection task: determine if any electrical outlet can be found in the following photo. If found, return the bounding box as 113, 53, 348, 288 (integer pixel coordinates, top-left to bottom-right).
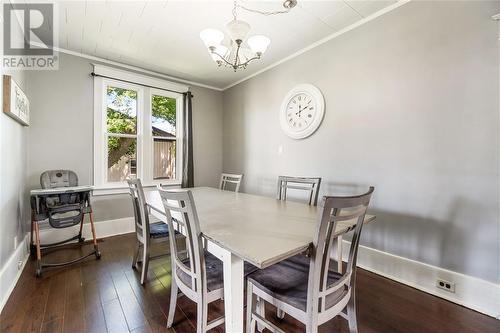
436, 278, 455, 293
17, 260, 23, 270
13, 236, 18, 250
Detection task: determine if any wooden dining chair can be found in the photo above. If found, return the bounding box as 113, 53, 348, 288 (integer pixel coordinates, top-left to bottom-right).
220, 173, 243, 192
277, 176, 322, 206
127, 179, 173, 285
246, 187, 375, 333
159, 188, 257, 332
275, 176, 322, 318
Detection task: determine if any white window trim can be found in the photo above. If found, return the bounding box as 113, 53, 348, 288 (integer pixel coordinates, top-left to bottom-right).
93, 65, 188, 195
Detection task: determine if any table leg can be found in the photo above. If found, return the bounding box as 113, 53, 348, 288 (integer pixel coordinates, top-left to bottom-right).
221, 249, 244, 333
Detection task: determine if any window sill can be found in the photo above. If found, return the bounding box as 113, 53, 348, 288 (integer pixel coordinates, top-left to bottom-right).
92, 181, 182, 196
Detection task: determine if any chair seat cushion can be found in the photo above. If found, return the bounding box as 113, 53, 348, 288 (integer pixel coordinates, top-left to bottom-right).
247, 254, 347, 312
178, 251, 259, 292
149, 222, 170, 238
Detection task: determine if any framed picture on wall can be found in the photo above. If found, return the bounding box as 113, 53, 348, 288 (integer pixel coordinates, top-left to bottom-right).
3, 75, 29, 126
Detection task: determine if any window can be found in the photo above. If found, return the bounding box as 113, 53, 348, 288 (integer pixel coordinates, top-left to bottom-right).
93, 66, 186, 192
106, 85, 139, 182
151, 92, 178, 180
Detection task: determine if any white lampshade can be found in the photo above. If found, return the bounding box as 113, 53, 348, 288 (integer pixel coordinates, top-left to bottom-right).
200, 28, 224, 48
226, 19, 251, 42
247, 35, 271, 54
210, 45, 229, 62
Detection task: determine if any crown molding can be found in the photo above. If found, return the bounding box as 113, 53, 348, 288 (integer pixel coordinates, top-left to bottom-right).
36, 43, 224, 92
221, 0, 411, 91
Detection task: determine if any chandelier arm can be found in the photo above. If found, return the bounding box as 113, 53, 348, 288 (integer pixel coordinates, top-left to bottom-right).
210, 50, 236, 68
242, 55, 261, 66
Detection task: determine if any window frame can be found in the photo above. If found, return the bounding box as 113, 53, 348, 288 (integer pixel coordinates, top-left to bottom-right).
93, 66, 186, 195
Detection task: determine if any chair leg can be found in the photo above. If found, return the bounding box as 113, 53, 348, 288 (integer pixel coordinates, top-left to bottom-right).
167, 278, 178, 328
140, 245, 150, 285
196, 301, 208, 333
276, 308, 285, 319
347, 290, 358, 333
246, 282, 254, 333
306, 324, 318, 333
337, 235, 343, 273
250, 318, 257, 333
132, 243, 140, 269
256, 297, 265, 332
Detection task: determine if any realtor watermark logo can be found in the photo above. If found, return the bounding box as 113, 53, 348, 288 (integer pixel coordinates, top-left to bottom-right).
2, 3, 58, 70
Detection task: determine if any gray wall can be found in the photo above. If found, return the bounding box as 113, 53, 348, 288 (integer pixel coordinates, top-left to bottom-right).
27, 52, 223, 222
0, 10, 30, 271
0, 69, 29, 268
222, 1, 500, 283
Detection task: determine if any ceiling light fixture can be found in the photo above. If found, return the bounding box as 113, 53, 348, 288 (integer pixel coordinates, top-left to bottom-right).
200, 0, 297, 72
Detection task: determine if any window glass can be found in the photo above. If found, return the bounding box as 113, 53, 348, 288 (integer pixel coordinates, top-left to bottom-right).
153, 139, 176, 180
152, 94, 176, 136
107, 86, 138, 134
107, 136, 137, 182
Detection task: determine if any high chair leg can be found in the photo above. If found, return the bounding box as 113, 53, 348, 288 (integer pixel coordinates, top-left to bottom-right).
34, 222, 42, 277
89, 212, 101, 259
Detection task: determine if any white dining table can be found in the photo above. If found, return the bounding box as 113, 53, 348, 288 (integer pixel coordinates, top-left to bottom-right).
145, 187, 375, 333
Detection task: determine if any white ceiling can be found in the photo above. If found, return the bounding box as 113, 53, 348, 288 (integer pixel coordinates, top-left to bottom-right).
53, 0, 400, 89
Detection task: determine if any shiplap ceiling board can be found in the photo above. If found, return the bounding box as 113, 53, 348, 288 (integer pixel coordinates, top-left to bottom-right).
54, 0, 399, 88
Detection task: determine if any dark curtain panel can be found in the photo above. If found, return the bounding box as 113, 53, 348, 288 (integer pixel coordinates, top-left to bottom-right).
181, 91, 194, 188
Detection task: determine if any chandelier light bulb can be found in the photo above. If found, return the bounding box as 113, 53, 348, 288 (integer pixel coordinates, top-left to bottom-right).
226, 19, 251, 43
200, 28, 224, 48
247, 35, 271, 55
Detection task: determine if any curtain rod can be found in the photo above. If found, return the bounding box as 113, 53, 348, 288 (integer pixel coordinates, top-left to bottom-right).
90, 72, 193, 96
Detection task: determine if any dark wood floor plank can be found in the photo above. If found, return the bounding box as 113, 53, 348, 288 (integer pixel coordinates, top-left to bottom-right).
2, 233, 499, 333
63, 267, 85, 333
102, 298, 130, 333
41, 318, 63, 333
42, 269, 67, 324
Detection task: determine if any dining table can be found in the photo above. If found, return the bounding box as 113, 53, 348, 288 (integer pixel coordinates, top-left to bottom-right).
145, 186, 375, 333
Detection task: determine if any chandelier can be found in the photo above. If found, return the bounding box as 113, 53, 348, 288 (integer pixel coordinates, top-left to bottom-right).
200, 0, 298, 72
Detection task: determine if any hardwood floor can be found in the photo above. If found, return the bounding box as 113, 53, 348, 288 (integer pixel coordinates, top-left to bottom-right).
1, 233, 498, 333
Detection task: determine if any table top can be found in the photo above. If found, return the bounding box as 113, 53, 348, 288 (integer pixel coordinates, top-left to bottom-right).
146, 187, 375, 269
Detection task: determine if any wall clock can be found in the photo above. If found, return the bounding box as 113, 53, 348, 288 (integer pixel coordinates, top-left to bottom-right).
279, 84, 324, 139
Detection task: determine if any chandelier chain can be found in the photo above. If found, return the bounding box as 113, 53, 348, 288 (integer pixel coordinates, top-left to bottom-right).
232, 0, 238, 20
236, 4, 292, 16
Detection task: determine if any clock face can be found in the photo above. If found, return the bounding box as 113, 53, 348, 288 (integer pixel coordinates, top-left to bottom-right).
280, 84, 325, 139
285, 93, 317, 131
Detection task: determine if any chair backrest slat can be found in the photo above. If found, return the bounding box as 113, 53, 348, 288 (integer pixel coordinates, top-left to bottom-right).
306, 187, 374, 316
127, 179, 150, 244
277, 176, 322, 206
220, 173, 243, 192
158, 188, 207, 297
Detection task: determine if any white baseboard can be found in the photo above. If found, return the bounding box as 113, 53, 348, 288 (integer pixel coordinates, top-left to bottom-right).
342, 240, 500, 319
0, 233, 30, 313
39, 217, 135, 244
